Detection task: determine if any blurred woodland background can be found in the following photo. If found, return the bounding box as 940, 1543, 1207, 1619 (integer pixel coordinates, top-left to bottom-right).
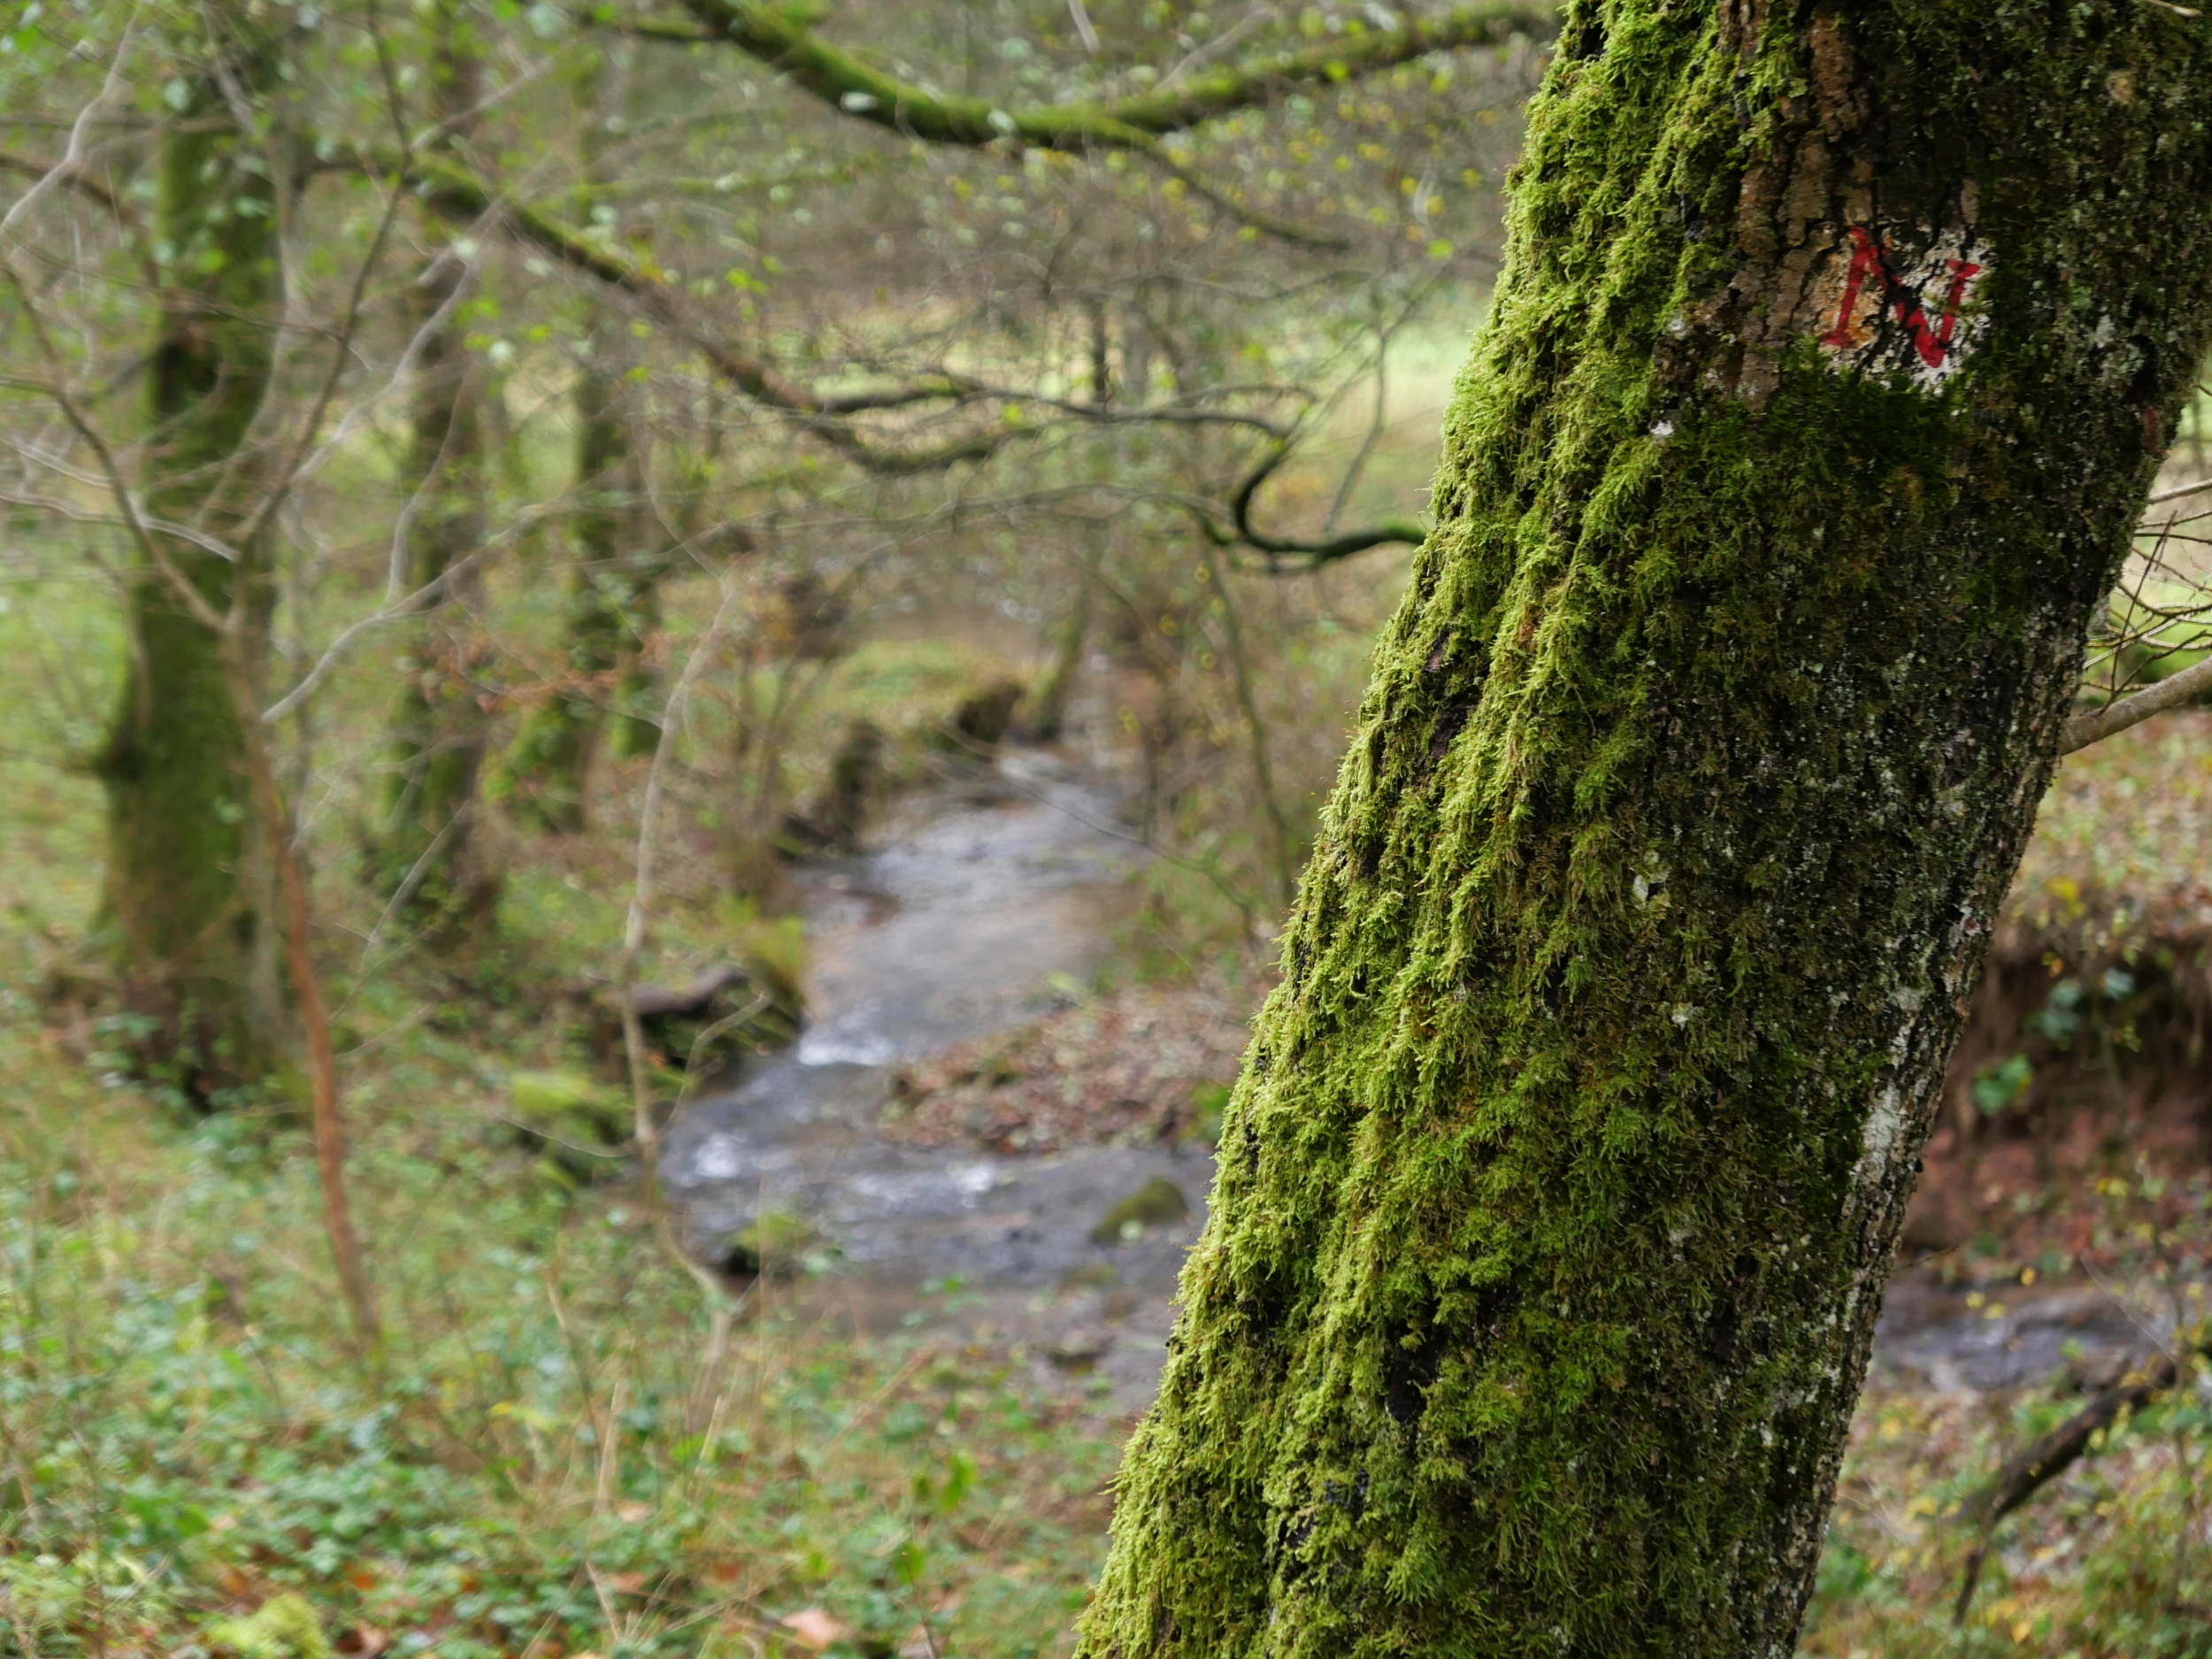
7, 0, 2212, 1652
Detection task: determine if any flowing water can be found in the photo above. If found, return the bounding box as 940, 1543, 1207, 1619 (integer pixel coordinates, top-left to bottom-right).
663, 750, 1215, 1410
663, 749, 2165, 1412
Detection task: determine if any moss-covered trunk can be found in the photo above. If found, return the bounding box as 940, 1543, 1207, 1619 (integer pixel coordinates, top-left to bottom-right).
503, 50, 664, 831
373, 2, 497, 924
502, 324, 657, 830
1030, 528, 1099, 744
96, 12, 281, 1095
1080, 3, 2212, 1651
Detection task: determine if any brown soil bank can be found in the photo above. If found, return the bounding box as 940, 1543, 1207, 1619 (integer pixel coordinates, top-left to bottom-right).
1901, 710, 2212, 1267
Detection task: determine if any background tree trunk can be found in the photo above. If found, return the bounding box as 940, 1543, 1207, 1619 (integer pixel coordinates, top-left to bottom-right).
502, 317, 652, 831
1078, 2, 2212, 1652
96, 10, 282, 1096
373, 0, 498, 926
1028, 527, 1097, 744
502, 50, 665, 829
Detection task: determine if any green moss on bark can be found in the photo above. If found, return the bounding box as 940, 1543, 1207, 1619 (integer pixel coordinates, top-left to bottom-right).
96, 15, 282, 1094
373, 4, 498, 926
500, 342, 663, 831
501, 57, 666, 831
1079, 2, 2212, 1653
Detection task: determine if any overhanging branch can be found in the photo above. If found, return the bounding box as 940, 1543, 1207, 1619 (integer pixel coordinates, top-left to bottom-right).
2060, 652, 2212, 753
1197, 438, 1426, 568
671, 0, 1554, 149
661, 0, 1553, 243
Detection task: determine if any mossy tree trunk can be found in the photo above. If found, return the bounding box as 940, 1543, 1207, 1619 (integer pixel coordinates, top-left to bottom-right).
373, 0, 498, 925
1080, 2, 2212, 1652
1028, 530, 1096, 744
502, 315, 662, 830
96, 11, 283, 1096
503, 50, 665, 832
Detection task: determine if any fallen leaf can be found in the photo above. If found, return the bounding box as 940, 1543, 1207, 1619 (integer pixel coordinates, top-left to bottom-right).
780, 1608, 848, 1650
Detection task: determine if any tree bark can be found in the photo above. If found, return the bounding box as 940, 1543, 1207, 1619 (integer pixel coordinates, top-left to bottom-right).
502, 311, 659, 829
1079, 2, 2212, 1653
502, 50, 664, 828
96, 12, 282, 1094
373, 0, 498, 925
1030, 530, 1098, 744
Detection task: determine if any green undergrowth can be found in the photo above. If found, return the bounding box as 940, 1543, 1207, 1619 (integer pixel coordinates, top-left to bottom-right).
1801, 1169, 2212, 1658
0, 1018, 1122, 1659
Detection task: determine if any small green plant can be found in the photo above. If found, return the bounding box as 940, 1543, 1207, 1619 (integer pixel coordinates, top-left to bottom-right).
206, 1595, 332, 1659
1970, 1053, 2034, 1115
2028, 976, 2086, 1046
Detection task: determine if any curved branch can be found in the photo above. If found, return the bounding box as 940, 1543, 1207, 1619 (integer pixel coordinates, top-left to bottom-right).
1199, 439, 1426, 568
672, 0, 1554, 148
2061, 651, 2212, 752
664, 0, 1550, 244
410, 153, 1010, 474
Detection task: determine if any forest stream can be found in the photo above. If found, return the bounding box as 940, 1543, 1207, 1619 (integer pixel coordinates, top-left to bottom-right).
661, 749, 1212, 1413
663, 750, 2177, 1417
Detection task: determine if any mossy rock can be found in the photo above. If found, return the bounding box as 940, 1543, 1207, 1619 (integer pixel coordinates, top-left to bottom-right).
1089, 1178, 1188, 1246
722, 1210, 829, 1279
934, 678, 1027, 753
206, 1594, 331, 1659
505, 1069, 631, 1184
599, 952, 805, 1077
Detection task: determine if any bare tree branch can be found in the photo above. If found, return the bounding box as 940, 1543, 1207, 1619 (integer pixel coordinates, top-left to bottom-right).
1953, 1348, 2190, 1624
2061, 652, 2212, 753
671, 0, 1553, 149
1199, 438, 1427, 567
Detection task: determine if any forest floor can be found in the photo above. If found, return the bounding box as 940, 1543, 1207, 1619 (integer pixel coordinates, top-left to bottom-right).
7, 688, 2212, 1656
0, 631, 1153, 1659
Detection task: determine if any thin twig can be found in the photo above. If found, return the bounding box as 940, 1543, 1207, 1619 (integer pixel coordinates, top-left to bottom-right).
2061, 652, 2212, 753
614, 572, 749, 1425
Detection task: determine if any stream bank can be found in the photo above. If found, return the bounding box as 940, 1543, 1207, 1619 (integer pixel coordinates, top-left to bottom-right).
663, 750, 1216, 1412
662, 749, 2197, 1418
